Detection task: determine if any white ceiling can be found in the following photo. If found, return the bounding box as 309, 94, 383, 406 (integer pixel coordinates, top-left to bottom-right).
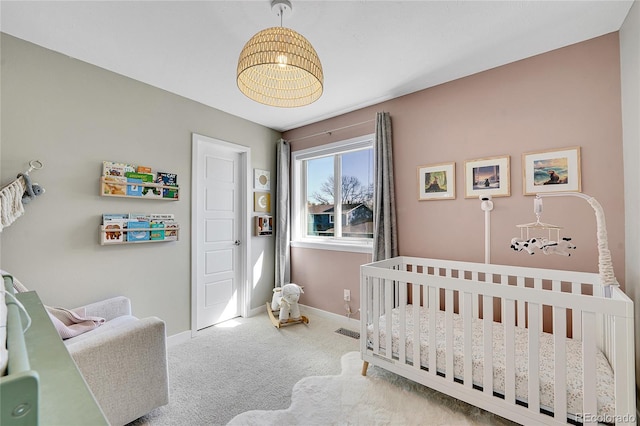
0, 1, 634, 132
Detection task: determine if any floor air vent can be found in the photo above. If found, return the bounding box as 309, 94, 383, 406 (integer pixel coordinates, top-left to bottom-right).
335, 328, 360, 339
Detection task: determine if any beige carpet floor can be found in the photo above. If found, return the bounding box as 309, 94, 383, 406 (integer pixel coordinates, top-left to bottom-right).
129, 310, 515, 426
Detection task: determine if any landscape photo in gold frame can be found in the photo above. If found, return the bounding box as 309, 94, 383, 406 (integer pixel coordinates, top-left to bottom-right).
522, 147, 581, 195
417, 162, 455, 201
464, 155, 510, 198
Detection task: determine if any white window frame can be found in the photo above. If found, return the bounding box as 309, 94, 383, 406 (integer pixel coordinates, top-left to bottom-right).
291, 134, 374, 254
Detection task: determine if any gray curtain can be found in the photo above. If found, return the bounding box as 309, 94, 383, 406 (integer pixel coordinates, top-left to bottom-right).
372, 112, 398, 262
275, 139, 291, 287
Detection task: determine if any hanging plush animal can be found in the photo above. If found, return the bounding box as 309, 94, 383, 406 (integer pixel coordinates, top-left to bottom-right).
542, 237, 576, 256
510, 237, 536, 255
17, 173, 45, 205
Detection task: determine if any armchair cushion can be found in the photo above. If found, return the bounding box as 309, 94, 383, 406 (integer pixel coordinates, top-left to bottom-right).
79, 296, 131, 321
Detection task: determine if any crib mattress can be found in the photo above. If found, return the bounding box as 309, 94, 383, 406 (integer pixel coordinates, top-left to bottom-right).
366, 305, 615, 419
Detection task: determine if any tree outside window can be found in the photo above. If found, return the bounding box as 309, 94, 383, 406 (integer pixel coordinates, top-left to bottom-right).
305, 148, 373, 239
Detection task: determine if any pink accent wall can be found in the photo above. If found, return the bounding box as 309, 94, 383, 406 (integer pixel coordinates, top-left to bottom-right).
291, 248, 370, 318
285, 33, 625, 318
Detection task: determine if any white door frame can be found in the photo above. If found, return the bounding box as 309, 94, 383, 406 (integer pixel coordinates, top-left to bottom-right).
191, 133, 252, 336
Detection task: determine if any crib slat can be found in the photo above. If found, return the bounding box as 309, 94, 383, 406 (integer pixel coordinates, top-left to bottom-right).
412, 284, 420, 371
463, 292, 473, 389
572, 282, 582, 340
385, 279, 393, 359
528, 302, 541, 414
445, 289, 454, 381
500, 274, 508, 322
553, 306, 567, 421
373, 278, 380, 355
504, 299, 516, 404
517, 276, 525, 327
593, 284, 608, 359
482, 294, 493, 396
429, 286, 437, 376
399, 282, 407, 364
472, 271, 479, 318
582, 311, 598, 425
534, 278, 543, 330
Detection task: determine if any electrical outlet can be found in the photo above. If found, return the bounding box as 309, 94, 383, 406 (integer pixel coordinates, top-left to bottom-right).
343, 289, 350, 301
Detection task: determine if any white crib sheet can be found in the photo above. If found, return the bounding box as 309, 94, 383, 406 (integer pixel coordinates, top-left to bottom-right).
366, 305, 615, 419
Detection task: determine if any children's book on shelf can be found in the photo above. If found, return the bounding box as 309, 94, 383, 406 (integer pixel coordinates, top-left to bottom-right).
102, 161, 135, 196
125, 172, 155, 197
148, 213, 174, 221
141, 184, 162, 198
102, 213, 130, 223
100, 219, 127, 244
129, 213, 151, 221
103, 161, 136, 178
137, 165, 152, 174
164, 221, 178, 241
150, 222, 165, 240
125, 177, 143, 196
127, 220, 150, 242
102, 175, 127, 196
156, 172, 178, 199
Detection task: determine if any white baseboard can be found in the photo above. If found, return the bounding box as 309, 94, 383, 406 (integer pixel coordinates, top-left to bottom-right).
167, 305, 360, 347
248, 304, 265, 317
167, 330, 191, 347
299, 304, 360, 329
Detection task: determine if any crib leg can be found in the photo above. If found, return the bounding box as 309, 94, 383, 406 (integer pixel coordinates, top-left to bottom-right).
361, 361, 369, 376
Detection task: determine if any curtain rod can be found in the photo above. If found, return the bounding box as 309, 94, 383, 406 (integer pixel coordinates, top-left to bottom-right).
285, 119, 375, 143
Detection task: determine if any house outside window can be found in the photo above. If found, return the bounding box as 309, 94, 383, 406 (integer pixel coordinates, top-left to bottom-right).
292, 134, 374, 253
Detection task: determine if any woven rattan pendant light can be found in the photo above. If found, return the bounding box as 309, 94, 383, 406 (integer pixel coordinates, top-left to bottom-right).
237, 0, 323, 108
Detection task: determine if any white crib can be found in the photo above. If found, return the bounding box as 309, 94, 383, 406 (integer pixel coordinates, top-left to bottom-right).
360, 256, 636, 425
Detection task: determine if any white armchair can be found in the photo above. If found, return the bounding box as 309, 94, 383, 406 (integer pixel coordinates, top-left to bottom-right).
64, 296, 169, 426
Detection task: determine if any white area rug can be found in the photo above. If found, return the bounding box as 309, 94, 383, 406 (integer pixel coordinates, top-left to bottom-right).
228, 351, 483, 426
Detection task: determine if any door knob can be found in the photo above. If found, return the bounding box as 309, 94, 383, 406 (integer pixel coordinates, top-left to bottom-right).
234, 240, 241, 246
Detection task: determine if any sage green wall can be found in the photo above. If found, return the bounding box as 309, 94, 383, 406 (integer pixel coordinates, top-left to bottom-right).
0, 34, 280, 336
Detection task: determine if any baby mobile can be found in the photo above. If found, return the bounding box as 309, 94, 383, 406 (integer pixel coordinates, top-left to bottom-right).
510, 195, 576, 256
510, 191, 617, 291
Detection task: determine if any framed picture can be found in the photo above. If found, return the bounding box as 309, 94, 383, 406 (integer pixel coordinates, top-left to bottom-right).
254, 169, 271, 190
464, 155, 511, 198
254, 215, 273, 236
417, 162, 456, 201
254, 191, 271, 213
522, 147, 581, 195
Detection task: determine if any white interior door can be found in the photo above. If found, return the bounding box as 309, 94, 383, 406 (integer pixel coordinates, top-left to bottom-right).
192, 133, 250, 331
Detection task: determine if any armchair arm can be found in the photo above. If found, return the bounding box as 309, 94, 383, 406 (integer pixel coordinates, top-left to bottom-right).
75, 296, 131, 321
65, 317, 169, 426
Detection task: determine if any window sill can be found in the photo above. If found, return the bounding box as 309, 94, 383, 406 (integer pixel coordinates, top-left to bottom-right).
291, 240, 373, 254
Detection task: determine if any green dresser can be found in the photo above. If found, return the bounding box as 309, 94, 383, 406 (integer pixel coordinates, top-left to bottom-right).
1, 277, 108, 426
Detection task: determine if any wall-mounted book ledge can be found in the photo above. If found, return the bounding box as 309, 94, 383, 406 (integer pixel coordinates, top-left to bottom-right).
100, 224, 179, 245
100, 213, 178, 245
101, 161, 179, 200
100, 177, 179, 200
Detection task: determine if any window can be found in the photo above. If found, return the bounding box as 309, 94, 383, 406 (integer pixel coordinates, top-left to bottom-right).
292, 134, 374, 252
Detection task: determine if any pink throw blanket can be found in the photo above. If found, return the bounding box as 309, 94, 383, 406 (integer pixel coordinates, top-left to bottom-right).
2, 271, 105, 339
